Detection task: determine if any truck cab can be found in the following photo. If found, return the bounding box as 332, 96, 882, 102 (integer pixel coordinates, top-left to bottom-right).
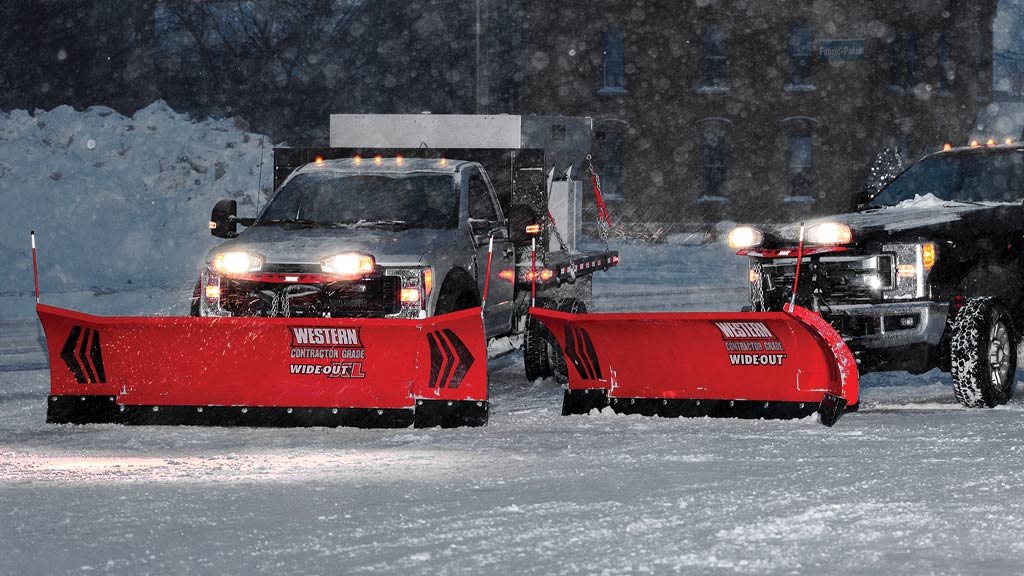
198, 156, 517, 338
731, 143, 1024, 408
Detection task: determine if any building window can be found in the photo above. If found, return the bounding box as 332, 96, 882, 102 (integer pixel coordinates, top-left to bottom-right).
937, 31, 953, 93
787, 24, 814, 89
894, 117, 914, 162
781, 116, 817, 202
598, 30, 625, 95
594, 120, 626, 201
889, 29, 919, 91
906, 32, 918, 88
701, 25, 729, 90
699, 118, 731, 198
789, 134, 812, 198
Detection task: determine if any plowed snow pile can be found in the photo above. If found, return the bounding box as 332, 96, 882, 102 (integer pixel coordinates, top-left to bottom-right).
0, 102, 273, 304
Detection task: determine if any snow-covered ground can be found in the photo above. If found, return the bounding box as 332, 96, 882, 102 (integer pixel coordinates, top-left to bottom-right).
3, 106, 1024, 575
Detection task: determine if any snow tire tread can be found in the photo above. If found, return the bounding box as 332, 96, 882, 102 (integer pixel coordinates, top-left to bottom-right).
950, 297, 1017, 408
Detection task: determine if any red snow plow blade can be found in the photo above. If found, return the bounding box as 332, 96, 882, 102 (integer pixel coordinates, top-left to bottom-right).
37, 304, 488, 428
530, 304, 858, 427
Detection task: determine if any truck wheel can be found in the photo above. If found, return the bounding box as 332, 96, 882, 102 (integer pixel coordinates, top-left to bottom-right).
950, 297, 1017, 407
524, 299, 585, 383
523, 315, 552, 381
549, 299, 586, 384
189, 278, 201, 317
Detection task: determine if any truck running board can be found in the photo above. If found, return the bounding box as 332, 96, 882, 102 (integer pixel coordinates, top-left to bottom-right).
531, 304, 858, 427
37, 304, 488, 428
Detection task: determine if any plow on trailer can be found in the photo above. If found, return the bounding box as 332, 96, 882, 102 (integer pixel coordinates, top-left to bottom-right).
531, 303, 858, 427
38, 304, 488, 428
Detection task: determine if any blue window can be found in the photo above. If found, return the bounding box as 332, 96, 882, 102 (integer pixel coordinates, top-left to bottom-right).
702, 25, 729, 89
889, 29, 919, 90
938, 32, 952, 92
789, 135, 812, 197
598, 30, 625, 94
789, 24, 814, 87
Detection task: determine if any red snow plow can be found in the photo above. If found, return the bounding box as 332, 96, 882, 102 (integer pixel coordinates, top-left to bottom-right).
37, 304, 488, 428
530, 303, 858, 427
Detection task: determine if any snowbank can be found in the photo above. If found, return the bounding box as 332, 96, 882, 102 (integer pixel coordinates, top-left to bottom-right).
0, 101, 274, 303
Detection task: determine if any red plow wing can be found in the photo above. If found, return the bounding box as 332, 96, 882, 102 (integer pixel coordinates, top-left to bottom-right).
530, 304, 858, 426
38, 304, 488, 428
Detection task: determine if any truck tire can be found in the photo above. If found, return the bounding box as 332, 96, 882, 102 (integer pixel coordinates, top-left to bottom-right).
549, 299, 586, 384
189, 278, 201, 317
524, 299, 585, 383
950, 297, 1017, 407
523, 315, 552, 381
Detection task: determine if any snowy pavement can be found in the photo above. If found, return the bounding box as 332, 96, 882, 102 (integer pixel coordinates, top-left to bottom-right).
3, 241, 1024, 575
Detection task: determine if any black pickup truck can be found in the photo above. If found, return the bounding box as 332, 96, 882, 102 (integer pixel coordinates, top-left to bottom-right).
730, 144, 1024, 408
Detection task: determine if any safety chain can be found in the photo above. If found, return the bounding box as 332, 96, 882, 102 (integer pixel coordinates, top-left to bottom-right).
268, 287, 294, 317
584, 154, 613, 246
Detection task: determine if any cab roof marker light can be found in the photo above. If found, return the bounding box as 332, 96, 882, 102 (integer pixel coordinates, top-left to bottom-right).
439, 158, 448, 167
353, 155, 362, 164
970, 139, 980, 148
374, 155, 383, 165
396, 155, 404, 165
314, 156, 324, 166
987, 138, 997, 147
1007, 138, 1015, 145
942, 143, 952, 151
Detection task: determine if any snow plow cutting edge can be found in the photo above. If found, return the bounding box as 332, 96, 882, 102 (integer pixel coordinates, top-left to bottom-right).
37, 304, 488, 428
530, 304, 858, 427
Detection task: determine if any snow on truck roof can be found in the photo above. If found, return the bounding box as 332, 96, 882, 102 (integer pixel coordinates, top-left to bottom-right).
293, 157, 471, 176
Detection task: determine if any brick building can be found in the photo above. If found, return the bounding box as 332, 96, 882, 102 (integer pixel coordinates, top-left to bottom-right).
518, 0, 997, 222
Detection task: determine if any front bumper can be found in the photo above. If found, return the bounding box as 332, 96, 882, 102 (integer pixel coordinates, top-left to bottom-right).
821, 301, 948, 373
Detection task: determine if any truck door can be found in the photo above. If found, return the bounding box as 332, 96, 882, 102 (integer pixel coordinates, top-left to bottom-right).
467, 167, 514, 337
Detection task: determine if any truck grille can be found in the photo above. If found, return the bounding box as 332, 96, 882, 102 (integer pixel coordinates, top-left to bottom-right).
756, 254, 895, 306
219, 275, 401, 318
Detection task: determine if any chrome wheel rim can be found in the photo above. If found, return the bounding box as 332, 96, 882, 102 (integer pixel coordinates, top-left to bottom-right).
988, 320, 1012, 388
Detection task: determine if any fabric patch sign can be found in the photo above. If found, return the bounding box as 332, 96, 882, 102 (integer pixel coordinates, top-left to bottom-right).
818, 39, 865, 62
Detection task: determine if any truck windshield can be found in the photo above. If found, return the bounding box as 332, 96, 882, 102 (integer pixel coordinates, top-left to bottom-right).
260, 172, 458, 229
868, 150, 1024, 208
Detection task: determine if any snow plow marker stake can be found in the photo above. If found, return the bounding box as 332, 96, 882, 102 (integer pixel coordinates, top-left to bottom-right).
531, 304, 858, 427
31, 231, 39, 304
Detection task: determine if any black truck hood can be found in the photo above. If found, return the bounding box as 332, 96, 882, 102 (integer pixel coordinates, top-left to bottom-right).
770, 201, 1024, 246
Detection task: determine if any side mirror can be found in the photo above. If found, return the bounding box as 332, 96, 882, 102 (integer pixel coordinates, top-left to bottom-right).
507, 204, 542, 246
211, 200, 238, 238
854, 187, 876, 211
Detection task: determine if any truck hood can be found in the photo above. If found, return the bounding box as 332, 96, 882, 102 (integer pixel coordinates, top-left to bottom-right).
773, 200, 1023, 244
206, 225, 463, 266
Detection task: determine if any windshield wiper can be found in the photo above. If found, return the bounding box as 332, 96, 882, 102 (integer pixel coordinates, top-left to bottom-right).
943, 200, 985, 206
259, 218, 322, 228
333, 219, 409, 228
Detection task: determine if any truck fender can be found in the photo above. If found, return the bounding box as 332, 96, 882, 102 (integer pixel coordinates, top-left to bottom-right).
435, 267, 481, 314
932, 266, 1024, 372
955, 265, 1024, 320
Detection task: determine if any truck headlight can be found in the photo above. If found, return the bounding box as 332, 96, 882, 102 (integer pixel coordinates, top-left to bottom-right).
322, 252, 375, 276
884, 242, 937, 299
728, 226, 763, 249
807, 222, 852, 245
212, 251, 264, 274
